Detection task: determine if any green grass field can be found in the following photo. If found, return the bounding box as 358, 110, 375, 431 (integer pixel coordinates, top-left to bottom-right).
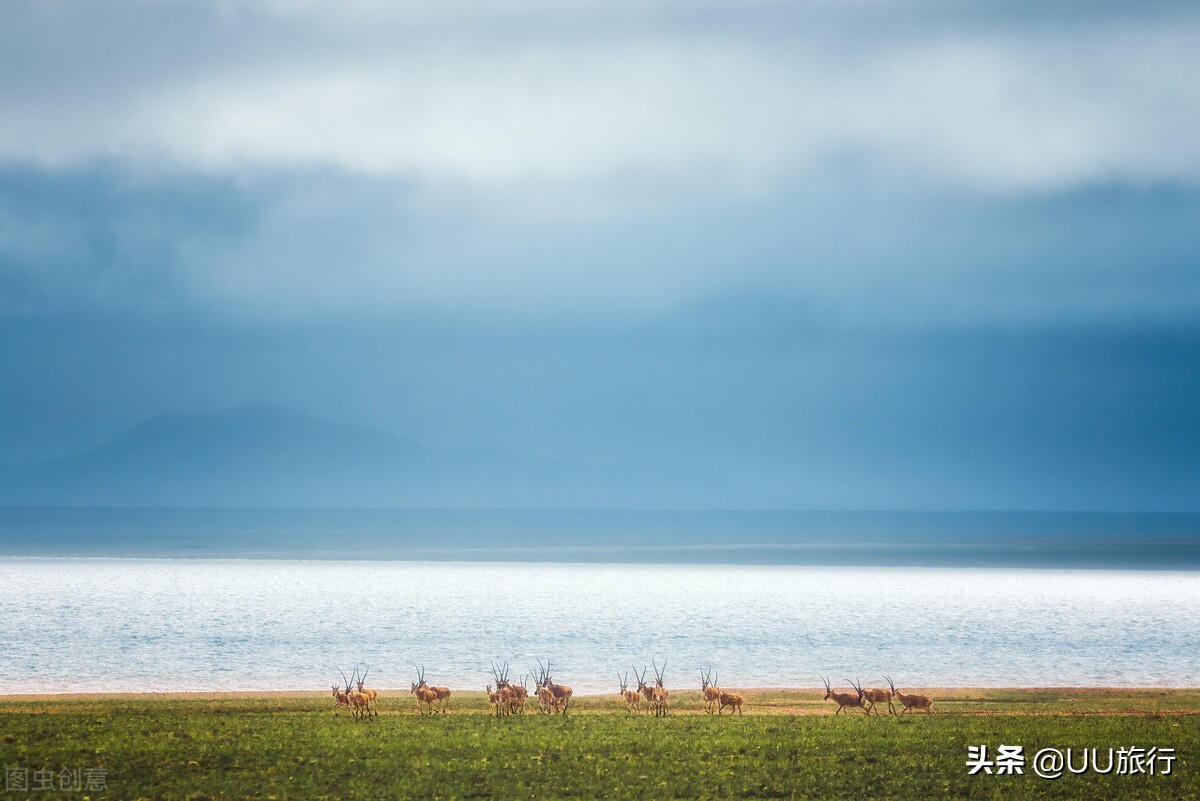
1, 689, 1196, 800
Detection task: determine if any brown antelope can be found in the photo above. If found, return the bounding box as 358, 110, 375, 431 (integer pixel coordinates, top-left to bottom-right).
700, 668, 720, 715
888, 676, 933, 714
417, 667, 452, 714
345, 667, 372, 722
532, 665, 554, 713
634, 666, 656, 713
349, 689, 372, 720
332, 668, 353, 714
536, 659, 573, 715
619, 672, 641, 713
822, 677, 869, 715
410, 666, 439, 714
510, 674, 529, 715
492, 662, 527, 715
354, 664, 379, 718
486, 683, 510, 717
651, 660, 670, 716
332, 682, 349, 711
862, 676, 896, 716
714, 674, 744, 716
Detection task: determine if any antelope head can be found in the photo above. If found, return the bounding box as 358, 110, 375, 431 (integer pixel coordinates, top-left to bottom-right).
412, 665, 427, 693
356, 664, 370, 692
847, 678, 864, 701
634, 666, 650, 694
885, 675, 897, 696
821, 676, 832, 700
652, 659, 667, 689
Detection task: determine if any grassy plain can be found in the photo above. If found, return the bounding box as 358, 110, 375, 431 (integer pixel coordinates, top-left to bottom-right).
1, 689, 1196, 800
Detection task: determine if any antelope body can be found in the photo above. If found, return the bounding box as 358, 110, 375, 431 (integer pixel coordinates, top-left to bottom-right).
491, 662, 527, 715
888, 676, 933, 714
862, 678, 895, 715
700, 668, 720, 715
486, 683, 510, 717
347, 688, 372, 720
651, 660, 670, 716
411, 667, 446, 714
634, 666, 657, 714
331, 683, 351, 714
619, 672, 641, 713
536, 659, 572, 715
717, 688, 744, 716
354, 665, 379, 717
822, 677, 869, 715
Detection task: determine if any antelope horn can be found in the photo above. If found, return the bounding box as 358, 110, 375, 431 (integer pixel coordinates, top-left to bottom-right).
339, 668, 351, 690
359, 664, 369, 684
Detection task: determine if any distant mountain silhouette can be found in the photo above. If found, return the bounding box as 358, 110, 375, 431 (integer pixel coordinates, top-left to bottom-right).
0, 403, 732, 507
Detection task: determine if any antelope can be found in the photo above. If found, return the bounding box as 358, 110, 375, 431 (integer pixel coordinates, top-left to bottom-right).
532, 665, 554, 714
619, 672, 641, 713
700, 668, 720, 715
332, 668, 353, 714
537, 659, 573, 715
888, 676, 933, 714
634, 666, 656, 713
345, 668, 372, 721
651, 660, 670, 716
486, 683, 509, 717
492, 662, 527, 715
354, 664, 379, 718
410, 666, 439, 715
862, 677, 896, 716
419, 668, 452, 714
822, 677, 869, 715
510, 674, 529, 715
714, 674, 744, 716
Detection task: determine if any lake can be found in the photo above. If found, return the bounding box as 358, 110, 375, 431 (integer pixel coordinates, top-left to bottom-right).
1, 558, 1197, 694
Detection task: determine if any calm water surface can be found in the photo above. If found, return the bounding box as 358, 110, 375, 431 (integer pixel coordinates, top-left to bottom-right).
1, 559, 1197, 694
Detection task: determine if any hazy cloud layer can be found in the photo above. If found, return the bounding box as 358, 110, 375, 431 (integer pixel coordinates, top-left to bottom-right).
5, 1, 1199, 192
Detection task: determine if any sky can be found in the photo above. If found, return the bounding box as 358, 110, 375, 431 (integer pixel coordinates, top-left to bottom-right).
1, 0, 1198, 510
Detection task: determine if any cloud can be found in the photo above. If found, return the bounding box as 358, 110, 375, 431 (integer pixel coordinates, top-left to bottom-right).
2, 1, 1199, 198
2, 2, 1198, 324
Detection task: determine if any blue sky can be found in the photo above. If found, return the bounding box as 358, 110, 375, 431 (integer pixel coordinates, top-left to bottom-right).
1, 0, 1198, 510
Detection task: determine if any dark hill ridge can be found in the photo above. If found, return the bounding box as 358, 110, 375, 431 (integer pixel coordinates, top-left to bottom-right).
0, 403, 733, 507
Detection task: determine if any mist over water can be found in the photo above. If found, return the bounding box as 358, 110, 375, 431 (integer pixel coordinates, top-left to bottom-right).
2, 559, 1197, 695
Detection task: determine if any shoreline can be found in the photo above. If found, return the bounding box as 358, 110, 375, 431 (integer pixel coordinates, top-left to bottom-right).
3, 686, 1195, 702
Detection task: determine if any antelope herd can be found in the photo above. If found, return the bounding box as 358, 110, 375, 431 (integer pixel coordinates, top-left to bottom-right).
821, 676, 935, 715
331, 663, 933, 720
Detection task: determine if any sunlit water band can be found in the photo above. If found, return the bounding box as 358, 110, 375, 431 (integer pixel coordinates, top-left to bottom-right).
1, 559, 1197, 694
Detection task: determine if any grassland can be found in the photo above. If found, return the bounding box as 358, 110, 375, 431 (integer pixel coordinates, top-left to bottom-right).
1, 689, 1197, 800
